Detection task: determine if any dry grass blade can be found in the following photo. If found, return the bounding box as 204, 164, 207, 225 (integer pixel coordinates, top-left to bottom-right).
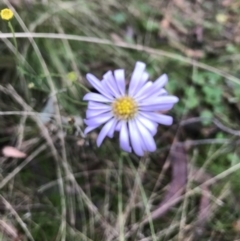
0, 195, 34, 241
194, 185, 211, 238
0, 219, 18, 240
0, 32, 240, 85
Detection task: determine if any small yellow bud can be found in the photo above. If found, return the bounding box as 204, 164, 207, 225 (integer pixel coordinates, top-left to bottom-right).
216, 14, 227, 24
1, 8, 14, 21
28, 83, 35, 89
67, 71, 78, 82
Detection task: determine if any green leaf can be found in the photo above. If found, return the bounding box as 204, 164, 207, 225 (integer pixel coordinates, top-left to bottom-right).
192, 73, 205, 85
184, 86, 199, 109
226, 43, 236, 53
143, 19, 159, 32
200, 109, 213, 126
202, 85, 222, 104
110, 13, 126, 25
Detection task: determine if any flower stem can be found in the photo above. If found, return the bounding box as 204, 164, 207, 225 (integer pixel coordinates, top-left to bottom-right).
8, 21, 18, 51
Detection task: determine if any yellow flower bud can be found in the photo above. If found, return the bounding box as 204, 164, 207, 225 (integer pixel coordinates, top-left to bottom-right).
1, 8, 14, 21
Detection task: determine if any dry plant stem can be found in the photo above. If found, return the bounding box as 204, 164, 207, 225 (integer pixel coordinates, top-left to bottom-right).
122, 156, 149, 226
0, 85, 118, 236
138, 223, 180, 241
213, 118, 240, 136
103, 168, 111, 224
107, 156, 150, 241
68, 226, 95, 241
0, 111, 57, 116
178, 152, 197, 240
0, 32, 240, 85
193, 183, 231, 239
196, 160, 240, 187
180, 117, 240, 137
150, 159, 171, 198
0, 32, 34, 72
16, 114, 27, 149
156, 138, 232, 154
118, 155, 124, 241
0, 219, 18, 240
38, 168, 135, 193
53, 17, 83, 83
193, 138, 234, 186
194, 185, 210, 238
0, 195, 35, 241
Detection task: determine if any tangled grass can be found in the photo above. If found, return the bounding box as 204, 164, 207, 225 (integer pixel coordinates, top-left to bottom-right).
1, 0, 240, 240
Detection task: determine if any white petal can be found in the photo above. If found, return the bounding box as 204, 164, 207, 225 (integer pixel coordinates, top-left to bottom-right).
114, 69, 125, 95
158, 88, 168, 96
84, 112, 112, 126
84, 125, 99, 135
140, 112, 173, 125
107, 118, 118, 138
132, 72, 149, 96
138, 96, 179, 106
96, 118, 116, 147
119, 121, 132, 152
103, 71, 121, 98
135, 120, 156, 152
138, 74, 168, 100
134, 81, 153, 100
86, 108, 111, 118
115, 121, 123, 131
139, 104, 174, 112
136, 86, 168, 102
88, 101, 111, 110
129, 62, 146, 96
83, 93, 111, 102
86, 73, 114, 99
153, 74, 168, 91
128, 120, 144, 156
137, 114, 158, 136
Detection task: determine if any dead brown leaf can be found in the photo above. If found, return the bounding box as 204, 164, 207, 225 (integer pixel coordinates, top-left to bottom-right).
184, 49, 204, 58
2, 146, 26, 158
143, 145, 188, 222
233, 220, 240, 233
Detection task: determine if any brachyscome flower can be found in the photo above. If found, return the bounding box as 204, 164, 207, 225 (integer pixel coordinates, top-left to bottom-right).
1, 8, 14, 21
83, 61, 179, 156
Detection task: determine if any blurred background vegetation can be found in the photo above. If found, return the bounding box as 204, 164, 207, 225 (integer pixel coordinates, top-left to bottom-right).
1, 0, 240, 240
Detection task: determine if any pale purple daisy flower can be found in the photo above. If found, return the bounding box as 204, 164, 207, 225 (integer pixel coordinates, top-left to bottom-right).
83, 61, 179, 156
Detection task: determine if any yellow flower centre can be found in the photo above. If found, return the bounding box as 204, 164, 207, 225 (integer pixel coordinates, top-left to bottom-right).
112, 96, 138, 120
1, 8, 14, 21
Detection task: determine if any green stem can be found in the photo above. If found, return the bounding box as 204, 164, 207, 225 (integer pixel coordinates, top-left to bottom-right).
8, 21, 18, 50
118, 154, 124, 241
